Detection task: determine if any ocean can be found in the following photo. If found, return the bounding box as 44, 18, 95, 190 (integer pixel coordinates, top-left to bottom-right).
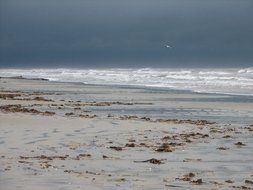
0, 67, 253, 96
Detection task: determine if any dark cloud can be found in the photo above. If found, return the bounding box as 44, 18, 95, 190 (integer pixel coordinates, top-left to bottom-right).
0, 0, 253, 68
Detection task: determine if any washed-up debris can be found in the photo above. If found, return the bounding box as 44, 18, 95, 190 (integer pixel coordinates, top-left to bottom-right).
244, 126, 253, 132
183, 158, 202, 162
39, 162, 52, 169
18, 160, 32, 164
33, 97, 52, 101
210, 181, 223, 185
245, 180, 253, 184
225, 180, 234, 183
114, 178, 126, 182
223, 135, 232, 138
20, 155, 69, 160
179, 132, 209, 139
65, 112, 74, 116
162, 136, 171, 141
134, 158, 164, 164
117, 115, 215, 125
109, 146, 123, 151
231, 185, 252, 189
176, 172, 196, 181
119, 115, 139, 120
235, 142, 246, 146
0, 105, 55, 116
217, 147, 230, 150
141, 117, 151, 121
66, 101, 152, 107
64, 170, 82, 175
102, 155, 109, 159
138, 142, 151, 148
14, 96, 53, 101
65, 112, 97, 118
125, 143, 135, 147
75, 154, 91, 160
191, 178, 203, 184
78, 114, 97, 118
156, 118, 215, 125
86, 171, 101, 175
155, 143, 175, 152
0, 93, 21, 99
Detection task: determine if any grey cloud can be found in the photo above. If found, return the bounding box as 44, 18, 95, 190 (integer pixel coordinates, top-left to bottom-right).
0, 0, 253, 68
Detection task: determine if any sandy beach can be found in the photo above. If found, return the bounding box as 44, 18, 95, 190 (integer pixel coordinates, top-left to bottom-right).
0, 77, 253, 190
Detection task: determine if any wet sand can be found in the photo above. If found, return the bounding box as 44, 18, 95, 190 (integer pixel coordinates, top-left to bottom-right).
0, 78, 253, 190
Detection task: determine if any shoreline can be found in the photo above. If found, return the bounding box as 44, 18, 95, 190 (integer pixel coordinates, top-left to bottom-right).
0, 67, 252, 97
1, 75, 253, 98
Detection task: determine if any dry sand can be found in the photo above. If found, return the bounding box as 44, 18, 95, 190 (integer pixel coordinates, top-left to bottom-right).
0, 78, 252, 190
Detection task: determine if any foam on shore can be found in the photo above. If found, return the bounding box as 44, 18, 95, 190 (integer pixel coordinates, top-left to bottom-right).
1, 67, 253, 96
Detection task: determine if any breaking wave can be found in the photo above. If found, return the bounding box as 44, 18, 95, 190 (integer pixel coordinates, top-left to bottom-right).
1, 67, 253, 96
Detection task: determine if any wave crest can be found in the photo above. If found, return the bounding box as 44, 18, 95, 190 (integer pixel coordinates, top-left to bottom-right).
0, 68, 252, 96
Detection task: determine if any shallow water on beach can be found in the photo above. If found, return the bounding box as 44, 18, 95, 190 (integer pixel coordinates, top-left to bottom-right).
1, 77, 253, 124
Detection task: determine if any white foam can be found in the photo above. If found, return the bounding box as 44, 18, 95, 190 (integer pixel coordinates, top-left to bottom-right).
0, 67, 253, 96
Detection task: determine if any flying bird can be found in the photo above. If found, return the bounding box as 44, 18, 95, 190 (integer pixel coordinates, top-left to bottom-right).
165, 44, 172, 48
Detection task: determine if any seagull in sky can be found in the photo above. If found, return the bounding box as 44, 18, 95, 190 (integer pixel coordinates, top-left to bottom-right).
165, 44, 172, 48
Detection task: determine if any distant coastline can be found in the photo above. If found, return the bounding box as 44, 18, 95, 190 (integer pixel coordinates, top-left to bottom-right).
0, 76, 48, 81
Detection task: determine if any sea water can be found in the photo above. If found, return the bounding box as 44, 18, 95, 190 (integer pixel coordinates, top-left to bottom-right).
0, 67, 252, 96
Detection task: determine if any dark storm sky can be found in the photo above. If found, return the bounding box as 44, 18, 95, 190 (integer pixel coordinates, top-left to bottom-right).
0, 0, 253, 68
